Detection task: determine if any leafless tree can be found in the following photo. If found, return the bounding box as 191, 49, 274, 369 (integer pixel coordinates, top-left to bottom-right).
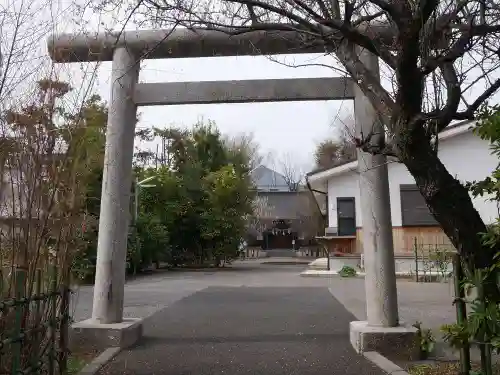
104, 0, 500, 273
314, 139, 356, 169
0, 78, 105, 372
314, 115, 357, 169
292, 190, 325, 239
276, 152, 305, 191
0, 1, 106, 367
246, 195, 275, 239
0, 0, 98, 109
224, 132, 264, 170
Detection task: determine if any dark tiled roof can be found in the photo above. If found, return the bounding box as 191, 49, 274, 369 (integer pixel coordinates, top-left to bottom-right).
250, 165, 289, 191
256, 191, 311, 219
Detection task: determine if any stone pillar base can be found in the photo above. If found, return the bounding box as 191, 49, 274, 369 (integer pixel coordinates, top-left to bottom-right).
350, 321, 419, 360
70, 318, 143, 351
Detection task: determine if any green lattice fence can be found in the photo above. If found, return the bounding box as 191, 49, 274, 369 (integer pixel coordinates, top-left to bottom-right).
0, 266, 70, 375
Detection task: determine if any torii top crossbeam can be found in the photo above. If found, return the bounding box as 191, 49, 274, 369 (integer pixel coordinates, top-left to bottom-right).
47, 26, 393, 62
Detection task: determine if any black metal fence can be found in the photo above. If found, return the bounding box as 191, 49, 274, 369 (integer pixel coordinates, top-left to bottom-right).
0, 266, 70, 375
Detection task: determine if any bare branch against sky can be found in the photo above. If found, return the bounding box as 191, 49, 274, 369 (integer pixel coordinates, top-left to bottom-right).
104, 0, 500, 135
0, 0, 107, 113
224, 131, 264, 170
276, 151, 306, 190
314, 115, 357, 170
0, 0, 61, 105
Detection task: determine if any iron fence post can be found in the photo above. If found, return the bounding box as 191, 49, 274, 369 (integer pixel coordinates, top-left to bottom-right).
11, 267, 26, 375
413, 237, 419, 282
32, 269, 42, 372
48, 264, 58, 375
58, 283, 70, 375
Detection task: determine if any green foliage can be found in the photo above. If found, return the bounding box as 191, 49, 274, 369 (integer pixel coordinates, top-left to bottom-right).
444, 105, 500, 375
201, 165, 254, 266
65, 95, 107, 281
0, 80, 112, 372
192, 121, 228, 172
76, 114, 255, 276
413, 321, 435, 358
443, 266, 500, 349
131, 121, 254, 269
67, 355, 88, 375
338, 265, 357, 277
136, 213, 170, 266
71, 247, 96, 282
468, 105, 500, 247
441, 323, 469, 350
440, 264, 500, 375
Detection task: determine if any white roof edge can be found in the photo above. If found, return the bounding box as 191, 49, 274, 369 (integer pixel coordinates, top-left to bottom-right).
438, 119, 476, 141
307, 120, 476, 183
307, 160, 358, 183
248, 164, 265, 174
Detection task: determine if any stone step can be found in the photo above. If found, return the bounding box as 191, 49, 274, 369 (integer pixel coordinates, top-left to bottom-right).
265, 249, 297, 258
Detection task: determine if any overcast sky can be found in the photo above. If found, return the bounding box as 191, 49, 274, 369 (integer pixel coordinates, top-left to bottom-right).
6, 0, 498, 174
86, 53, 354, 174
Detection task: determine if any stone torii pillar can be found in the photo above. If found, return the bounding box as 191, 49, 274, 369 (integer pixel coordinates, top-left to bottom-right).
350, 48, 417, 360
91, 46, 139, 324
68, 45, 144, 351
355, 48, 399, 327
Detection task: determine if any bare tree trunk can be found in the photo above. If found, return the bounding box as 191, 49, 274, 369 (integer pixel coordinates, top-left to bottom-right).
400, 132, 496, 273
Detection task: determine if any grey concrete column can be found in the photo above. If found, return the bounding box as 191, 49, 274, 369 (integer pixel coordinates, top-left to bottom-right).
353, 48, 399, 327
92, 46, 139, 324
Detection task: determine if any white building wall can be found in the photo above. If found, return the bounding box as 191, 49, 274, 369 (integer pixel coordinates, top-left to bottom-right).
388, 131, 498, 226
327, 170, 362, 228
0, 167, 40, 219
327, 130, 499, 228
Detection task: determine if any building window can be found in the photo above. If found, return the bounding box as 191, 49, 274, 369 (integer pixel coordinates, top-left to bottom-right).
337, 197, 356, 236
400, 184, 438, 227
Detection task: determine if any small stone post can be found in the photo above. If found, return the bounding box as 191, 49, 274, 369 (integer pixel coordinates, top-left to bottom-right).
91, 46, 139, 324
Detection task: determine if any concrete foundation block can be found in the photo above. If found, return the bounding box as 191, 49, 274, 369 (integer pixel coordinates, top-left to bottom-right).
69, 318, 143, 351
350, 321, 419, 361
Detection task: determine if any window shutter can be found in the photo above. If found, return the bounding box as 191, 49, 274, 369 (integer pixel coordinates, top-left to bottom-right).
400, 185, 438, 226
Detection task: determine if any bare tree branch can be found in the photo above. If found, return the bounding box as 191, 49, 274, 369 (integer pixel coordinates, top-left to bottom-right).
455, 77, 500, 119
368, 0, 412, 26
277, 152, 304, 191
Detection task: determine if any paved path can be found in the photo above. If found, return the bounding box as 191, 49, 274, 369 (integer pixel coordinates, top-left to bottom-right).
72, 261, 455, 332
70, 263, 327, 323
99, 285, 385, 375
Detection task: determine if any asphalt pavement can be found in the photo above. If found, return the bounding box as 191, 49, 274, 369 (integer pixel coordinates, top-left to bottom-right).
98, 284, 386, 375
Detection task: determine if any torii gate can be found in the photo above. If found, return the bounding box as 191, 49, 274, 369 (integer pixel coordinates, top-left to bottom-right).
48, 28, 416, 357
